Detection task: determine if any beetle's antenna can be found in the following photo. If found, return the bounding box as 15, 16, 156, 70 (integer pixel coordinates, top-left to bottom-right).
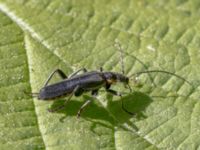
129, 70, 194, 88
114, 40, 156, 86
114, 40, 125, 75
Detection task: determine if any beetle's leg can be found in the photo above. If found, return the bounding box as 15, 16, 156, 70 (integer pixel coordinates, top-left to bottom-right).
124, 84, 132, 93
77, 100, 92, 118
76, 89, 98, 118
69, 68, 87, 78
74, 87, 84, 96
44, 69, 67, 87
100, 67, 103, 72
48, 86, 81, 112
91, 89, 98, 96
106, 89, 135, 116
106, 89, 122, 96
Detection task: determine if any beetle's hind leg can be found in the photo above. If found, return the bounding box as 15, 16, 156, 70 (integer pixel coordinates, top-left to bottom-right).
44, 69, 68, 87
100, 67, 103, 72
44, 68, 87, 87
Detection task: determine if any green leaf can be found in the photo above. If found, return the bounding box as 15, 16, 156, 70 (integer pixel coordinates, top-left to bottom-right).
0, 0, 200, 149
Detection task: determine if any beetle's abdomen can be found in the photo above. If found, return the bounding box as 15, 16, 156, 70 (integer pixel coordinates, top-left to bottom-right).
38, 80, 77, 100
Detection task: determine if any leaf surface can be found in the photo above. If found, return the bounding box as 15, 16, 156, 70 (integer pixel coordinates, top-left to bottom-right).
0, 0, 200, 150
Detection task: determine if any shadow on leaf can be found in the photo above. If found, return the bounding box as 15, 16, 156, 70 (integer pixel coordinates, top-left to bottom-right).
49, 91, 152, 129
106, 91, 153, 123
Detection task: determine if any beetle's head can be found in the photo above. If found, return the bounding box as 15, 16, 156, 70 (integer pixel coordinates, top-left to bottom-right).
104, 72, 129, 84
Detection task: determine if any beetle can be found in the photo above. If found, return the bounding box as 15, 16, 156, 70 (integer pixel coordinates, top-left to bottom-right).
31, 43, 193, 118
34, 67, 135, 118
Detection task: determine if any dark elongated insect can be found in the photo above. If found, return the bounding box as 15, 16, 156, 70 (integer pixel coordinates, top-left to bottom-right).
31, 42, 193, 118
